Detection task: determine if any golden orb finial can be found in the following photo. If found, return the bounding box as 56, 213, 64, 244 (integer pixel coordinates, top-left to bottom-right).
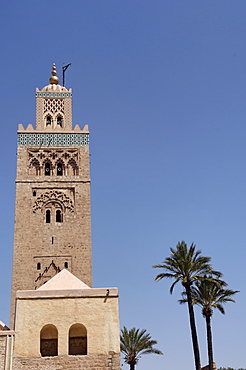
49, 63, 59, 85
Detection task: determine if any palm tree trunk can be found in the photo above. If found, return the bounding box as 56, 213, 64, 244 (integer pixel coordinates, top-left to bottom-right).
205, 314, 214, 370
130, 364, 135, 370
185, 285, 201, 370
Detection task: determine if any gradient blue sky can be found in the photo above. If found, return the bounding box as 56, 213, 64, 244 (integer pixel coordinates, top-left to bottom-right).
0, 1, 246, 369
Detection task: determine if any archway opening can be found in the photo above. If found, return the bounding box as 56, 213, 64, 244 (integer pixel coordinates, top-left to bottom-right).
45, 162, 51, 176
67, 159, 79, 176
56, 209, 62, 222
46, 116, 52, 126
29, 159, 40, 176
46, 210, 51, 223
69, 323, 87, 355
40, 324, 58, 357
57, 162, 63, 176
57, 116, 63, 127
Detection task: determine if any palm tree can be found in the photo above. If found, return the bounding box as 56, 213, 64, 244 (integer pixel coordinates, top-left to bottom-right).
153, 241, 222, 370
120, 326, 163, 370
180, 279, 239, 370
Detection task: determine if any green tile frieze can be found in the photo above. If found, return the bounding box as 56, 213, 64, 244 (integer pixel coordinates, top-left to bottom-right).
18, 133, 89, 146
36, 92, 72, 98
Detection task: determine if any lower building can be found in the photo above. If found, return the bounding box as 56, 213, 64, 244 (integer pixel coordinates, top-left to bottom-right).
1, 270, 120, 370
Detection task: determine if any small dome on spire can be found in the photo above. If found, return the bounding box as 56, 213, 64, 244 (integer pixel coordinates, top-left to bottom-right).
49, 63, 59, 85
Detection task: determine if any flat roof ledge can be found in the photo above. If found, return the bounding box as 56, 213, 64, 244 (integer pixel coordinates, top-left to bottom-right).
16, 287, 118, 299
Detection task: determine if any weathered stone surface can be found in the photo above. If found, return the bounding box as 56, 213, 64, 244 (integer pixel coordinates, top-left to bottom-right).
11, 82, 92, 327
0, 336, 6, 369
7, 76, 120, 370
13, 353, 120, 370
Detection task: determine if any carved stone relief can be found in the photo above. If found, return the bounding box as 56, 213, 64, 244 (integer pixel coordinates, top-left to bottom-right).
35, 260, 61, 289
28, 149, 79, 176
33, 190, 74, 213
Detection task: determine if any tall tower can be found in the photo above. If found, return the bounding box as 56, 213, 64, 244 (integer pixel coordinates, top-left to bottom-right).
11, 64, 92, 327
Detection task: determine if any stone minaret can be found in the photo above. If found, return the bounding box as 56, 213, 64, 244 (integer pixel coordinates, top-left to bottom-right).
10, 64, 92, 327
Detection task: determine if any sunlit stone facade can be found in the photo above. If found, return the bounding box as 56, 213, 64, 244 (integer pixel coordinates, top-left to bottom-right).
0, 65, 120, 370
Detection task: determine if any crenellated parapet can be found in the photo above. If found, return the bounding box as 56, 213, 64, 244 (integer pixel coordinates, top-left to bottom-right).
18, 123, 88, 133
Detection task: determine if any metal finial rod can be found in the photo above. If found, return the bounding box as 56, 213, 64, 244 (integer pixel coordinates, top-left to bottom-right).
62, 63, 71, 86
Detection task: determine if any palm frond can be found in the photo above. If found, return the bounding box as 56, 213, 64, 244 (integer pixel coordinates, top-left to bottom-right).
170, 279, 180, 294
153, 241, 221, 293
187, 279, 239, 317
120, 327, 163, 366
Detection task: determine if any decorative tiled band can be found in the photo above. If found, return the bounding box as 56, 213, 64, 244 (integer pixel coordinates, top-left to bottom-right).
36, 92, 72, 98
18, 133, 89, 146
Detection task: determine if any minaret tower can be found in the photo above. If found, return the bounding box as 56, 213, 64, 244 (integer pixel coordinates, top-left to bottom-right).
11, 64, 92, 326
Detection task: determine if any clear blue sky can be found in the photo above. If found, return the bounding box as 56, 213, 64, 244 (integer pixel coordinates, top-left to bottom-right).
0, 1, 246, 369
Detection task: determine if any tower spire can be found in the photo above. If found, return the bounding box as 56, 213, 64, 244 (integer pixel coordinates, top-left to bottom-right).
49, 63, 59, 85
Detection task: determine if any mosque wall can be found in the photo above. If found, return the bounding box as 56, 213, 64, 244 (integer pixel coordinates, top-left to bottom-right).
0, 332, 15, 370
14, 288, 120, 359
0, 335, 6, 369
12, 352, 120, 370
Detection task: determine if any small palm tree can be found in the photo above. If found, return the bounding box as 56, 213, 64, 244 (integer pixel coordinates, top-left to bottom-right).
153, 241, 222, 370
120, 326, 163, 370
180, 279, 239, 370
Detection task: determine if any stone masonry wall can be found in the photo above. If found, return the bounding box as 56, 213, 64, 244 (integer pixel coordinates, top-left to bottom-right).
12, 353, 120, 370
0, 336, 6, 369
11, 144, 92, 327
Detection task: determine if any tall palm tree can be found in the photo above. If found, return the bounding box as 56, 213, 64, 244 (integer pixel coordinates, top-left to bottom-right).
153, 241, 222, 370
120, 326, 163, 370
180, 279, 239, 370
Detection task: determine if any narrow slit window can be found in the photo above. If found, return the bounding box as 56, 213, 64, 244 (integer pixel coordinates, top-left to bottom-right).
46, 210, 51, 223
37, 263, 41, 270
46, 116, 52, 126
45, 163, 51, 176
56, 210, 62, 223
57, 116, 63, 127
64, 262, 68, 268
57, 163, 63, 176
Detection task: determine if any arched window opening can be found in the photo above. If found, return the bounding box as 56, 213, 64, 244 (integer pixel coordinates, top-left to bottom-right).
33, 191, 37, 197
64, 262, 68, 268
69, 324, 87, 356
67, 159, 79, 176
57, 163, 63, 176
46, 116, 52, 126
45, 162, 51, 176
57, 116, 63, 127
40, 324, 58, 357
37, 263, 41, 270
29, 160, 40, 176
56, 210, 62, 223
46, 210, 51, 223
